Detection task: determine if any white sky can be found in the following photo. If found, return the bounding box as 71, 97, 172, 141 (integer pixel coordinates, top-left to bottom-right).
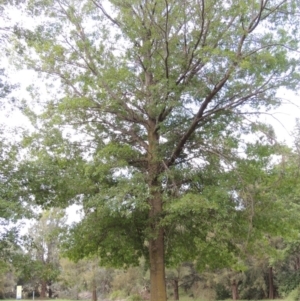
262, 90, 300, 146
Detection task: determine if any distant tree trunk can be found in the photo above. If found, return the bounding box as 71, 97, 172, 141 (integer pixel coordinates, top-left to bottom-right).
41, 280, 47, 299
48, 282, 52, 298
92, 280, 97, 301
295, 256, 300, 270
76, 286, 79, 300
173, 279, 179, 300
268, 267, 274, 299
48, 287, 52, 298
231, 279, 239, 300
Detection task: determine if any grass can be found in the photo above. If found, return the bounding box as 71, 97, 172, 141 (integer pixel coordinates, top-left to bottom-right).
177, 299, 270, 301
0, 298, 73, 301
0, 296, 288, 301
176, 298, 262, 301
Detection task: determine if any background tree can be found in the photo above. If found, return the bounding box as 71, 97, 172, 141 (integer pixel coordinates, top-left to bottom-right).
23, 208, 66, 298
59, 257, 114, 300
81, 257, 108, 301
111, 266, 146, 299
0, 0, 22, 110
277, 239, 300, 298
58, 258, 87, 300
0, 129, 34, 268
166, 263, 205, 300
13, 1, 300, 301
0, 261, 16, 299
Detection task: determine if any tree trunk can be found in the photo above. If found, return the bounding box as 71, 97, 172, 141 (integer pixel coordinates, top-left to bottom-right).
92, 288, 97, 301
48, 281, 52, 299
48, 287, 52, 298
149, 220, 166, 301
295, 256, 300, 270
148, 127, 167, 301
268, 267, 274, 299
40, 280, 47, 299
92, 278, 97, 301
76, 285, 79, 300
231, 279, 239, 301
173, 279, 179, 300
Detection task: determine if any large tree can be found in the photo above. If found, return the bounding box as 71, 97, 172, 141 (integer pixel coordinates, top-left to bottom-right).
14, 1, 300, 300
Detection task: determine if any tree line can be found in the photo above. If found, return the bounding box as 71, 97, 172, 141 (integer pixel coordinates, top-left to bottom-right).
2, 205, 300, 300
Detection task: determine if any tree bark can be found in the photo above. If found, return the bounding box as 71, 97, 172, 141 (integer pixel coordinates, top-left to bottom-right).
92, 288, 97, 301
231, 279, 239, 301
148, 127, 167, 301
295, 256, 300, 270
268, 267, 274, 299
92, 277, 97, 301
149, 227, 167, 301
173, 279, 179, 300
76, 286, 79, 300
40, 280, 47, 299
48, 287, 52, 298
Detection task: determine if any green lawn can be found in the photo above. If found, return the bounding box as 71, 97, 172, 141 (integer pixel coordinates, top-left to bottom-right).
1, 299, 286, 301
3, 298, 93, 301
0, 297, 288, 301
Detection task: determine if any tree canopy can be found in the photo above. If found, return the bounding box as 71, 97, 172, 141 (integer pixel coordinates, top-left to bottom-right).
11, 1, 300, 300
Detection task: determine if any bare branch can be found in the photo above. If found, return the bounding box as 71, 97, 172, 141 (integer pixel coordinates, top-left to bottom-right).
92, 1, 121, 28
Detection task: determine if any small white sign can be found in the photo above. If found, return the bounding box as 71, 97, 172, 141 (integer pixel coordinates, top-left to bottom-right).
16, 286, 22, 299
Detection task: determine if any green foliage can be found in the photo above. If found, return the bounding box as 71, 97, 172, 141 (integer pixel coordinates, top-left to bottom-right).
285, 287, 300, 301
9, 1, 300, 300
0, 262, 16, 299
0, 133, 31, 221
18, 209, 66, 295
277, 238, 300, 297
127, 294, 144, 301
63, 185, 149, 266
0, 69, 17, 107
215, 284, 231, 300
110, 290, 127, 300
278, 270, 300, 297
0, 130, 35, 267
57, 257, 114, 299
111, 267, 145, 296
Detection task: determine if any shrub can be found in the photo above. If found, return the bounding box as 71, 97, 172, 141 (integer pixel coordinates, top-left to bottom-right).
278, 270, 300, 297
285, 287, 300, 301
127, 294, 144, 301
110, 290, 127, 300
